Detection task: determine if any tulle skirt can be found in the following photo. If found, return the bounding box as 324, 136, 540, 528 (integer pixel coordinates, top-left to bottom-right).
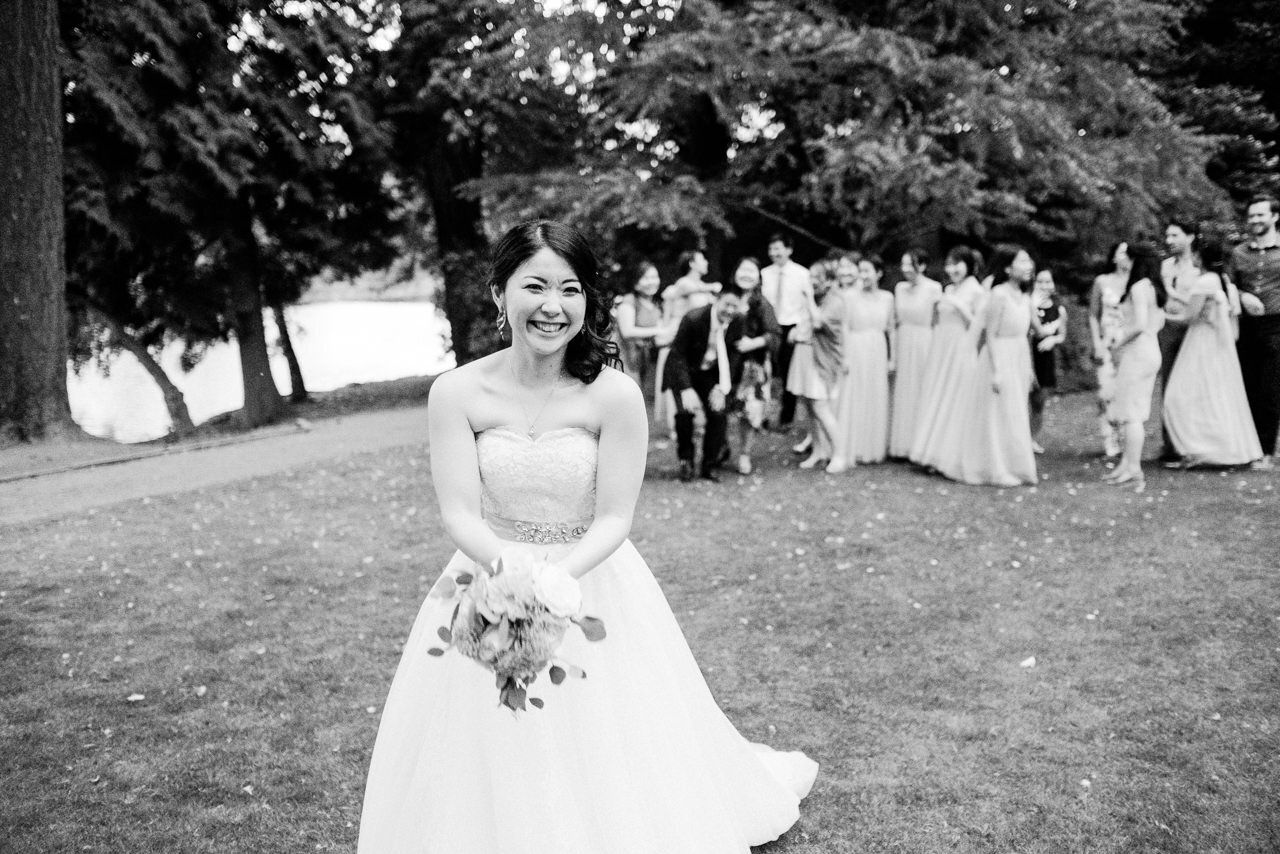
358, 539, 818, 854
1163, 321, 1262, 464
910, 322, 978, 470
889, 325, 932, 457
832, 329, 890, 463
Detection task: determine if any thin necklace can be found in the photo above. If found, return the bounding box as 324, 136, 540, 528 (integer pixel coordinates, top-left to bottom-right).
511, 363, 562, 438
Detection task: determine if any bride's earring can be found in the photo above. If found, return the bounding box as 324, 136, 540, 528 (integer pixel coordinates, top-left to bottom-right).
495, 306, 507, 335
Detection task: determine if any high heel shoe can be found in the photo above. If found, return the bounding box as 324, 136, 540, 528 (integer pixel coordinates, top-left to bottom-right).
1109, 468, 1144, 491
798, 455, 829, 470
825, 458, 850, 474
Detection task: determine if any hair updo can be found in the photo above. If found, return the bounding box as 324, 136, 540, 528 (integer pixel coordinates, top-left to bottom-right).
487, 220, 620, 383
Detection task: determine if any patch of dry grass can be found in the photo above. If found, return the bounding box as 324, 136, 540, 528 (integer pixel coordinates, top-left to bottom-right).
2, 392, 1278, 853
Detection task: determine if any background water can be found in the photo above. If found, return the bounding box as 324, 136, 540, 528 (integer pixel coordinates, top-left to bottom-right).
67, 301, 454, 443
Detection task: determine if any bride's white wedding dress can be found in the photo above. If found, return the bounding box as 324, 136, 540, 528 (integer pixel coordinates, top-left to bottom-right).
358, 426, 818, 853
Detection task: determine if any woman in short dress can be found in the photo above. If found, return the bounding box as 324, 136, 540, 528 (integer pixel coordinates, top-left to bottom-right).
786, 259, 845, 470
1029, 268, 1067, 454
890, 250, 943, 458
728, 257, 780, 475
945, 245, 1038, 487
829, 254, 894, 471
1104, 243, 1167, 489
1162, 238, 1262, 467
910, 245, 988, 471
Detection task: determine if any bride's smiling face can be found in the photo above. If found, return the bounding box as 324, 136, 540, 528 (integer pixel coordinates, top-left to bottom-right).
499, 247, 586, 356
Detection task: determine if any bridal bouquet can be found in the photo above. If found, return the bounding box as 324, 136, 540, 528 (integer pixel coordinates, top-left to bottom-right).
427, 549, 606, 712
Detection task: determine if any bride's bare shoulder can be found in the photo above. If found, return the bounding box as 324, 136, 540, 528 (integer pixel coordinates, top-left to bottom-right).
588, 365, 642, 403
429, 353, 505, 404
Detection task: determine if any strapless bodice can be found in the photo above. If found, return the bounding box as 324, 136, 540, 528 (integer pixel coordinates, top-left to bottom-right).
475, 427, 598, 525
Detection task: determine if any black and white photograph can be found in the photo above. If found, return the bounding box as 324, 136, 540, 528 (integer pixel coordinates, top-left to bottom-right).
2, 1, 1278, 851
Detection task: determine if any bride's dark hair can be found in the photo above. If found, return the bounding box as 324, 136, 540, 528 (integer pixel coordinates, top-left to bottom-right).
488, 220, 620, 383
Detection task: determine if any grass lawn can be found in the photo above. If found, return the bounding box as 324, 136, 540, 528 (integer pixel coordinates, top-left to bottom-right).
1, 391, 1277, 853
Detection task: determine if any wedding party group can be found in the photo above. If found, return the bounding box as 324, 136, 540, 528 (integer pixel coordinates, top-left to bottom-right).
615, 197, 1280, 491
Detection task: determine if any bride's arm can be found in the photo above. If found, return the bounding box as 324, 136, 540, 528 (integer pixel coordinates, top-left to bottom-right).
428, 370, 507, 569
560, 369, 648, 580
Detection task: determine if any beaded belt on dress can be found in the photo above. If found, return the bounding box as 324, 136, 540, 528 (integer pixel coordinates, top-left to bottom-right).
485, 512, 592, 544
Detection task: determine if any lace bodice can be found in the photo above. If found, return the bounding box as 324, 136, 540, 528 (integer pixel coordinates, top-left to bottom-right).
475, 427, 598, 523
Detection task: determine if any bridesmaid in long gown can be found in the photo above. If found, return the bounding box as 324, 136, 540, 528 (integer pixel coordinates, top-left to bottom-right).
910, 246, 987, 471
945, 245, 1038, 486
358, 220, 817, 854
890, 250, 943, 458
614, 261, 671, 413
1162, 239, 1263, 466
1104, 243, 1167, 490
829, 254, 894, 471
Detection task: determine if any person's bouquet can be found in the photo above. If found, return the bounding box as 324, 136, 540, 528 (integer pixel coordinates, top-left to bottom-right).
427, 548, 606, 712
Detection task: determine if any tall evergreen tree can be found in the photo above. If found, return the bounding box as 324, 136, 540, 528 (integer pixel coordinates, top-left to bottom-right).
0, 0, 78, 443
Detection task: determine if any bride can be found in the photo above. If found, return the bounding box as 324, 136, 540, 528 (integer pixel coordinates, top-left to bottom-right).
357, 220, 818, 853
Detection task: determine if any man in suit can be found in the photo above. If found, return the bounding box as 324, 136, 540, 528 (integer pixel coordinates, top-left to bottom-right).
663, 284, 746, 482
760, 233, 812, 431
1228, 194, 1280, 470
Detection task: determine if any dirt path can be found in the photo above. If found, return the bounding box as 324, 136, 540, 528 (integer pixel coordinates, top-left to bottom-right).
0, 406, 428, 528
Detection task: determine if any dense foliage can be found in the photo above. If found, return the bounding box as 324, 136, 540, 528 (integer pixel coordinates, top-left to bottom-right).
62, 0, 400, 428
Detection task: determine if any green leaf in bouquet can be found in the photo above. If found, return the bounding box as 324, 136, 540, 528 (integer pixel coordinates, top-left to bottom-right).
427, 647, 445, 657
529, 697, 544, 710
500, 682, 527, 712
576, 616, 607, 642
549, 665, 566, 685
437, 626, 452, 643
455, 572, 474, 586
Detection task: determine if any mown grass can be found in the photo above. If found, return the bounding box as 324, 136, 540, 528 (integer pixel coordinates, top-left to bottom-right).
1, 392, 1277, 853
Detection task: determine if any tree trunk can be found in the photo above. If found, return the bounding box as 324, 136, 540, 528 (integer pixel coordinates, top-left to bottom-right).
88, 307, 196, 438
0, 0, 78, 443
271, 302, 308, 403
234, 284, 285, 428
422, 118, 499, 366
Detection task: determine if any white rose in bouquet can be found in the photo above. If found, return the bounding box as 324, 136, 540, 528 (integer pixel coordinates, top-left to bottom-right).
476, 550, 538, 621
532, 562, 582, 618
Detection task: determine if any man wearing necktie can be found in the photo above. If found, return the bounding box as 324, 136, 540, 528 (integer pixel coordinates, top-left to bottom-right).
662, 285, 746, 481
761, 234, 813, 430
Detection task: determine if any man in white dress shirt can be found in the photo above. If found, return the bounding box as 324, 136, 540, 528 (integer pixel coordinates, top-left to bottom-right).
761, 233, 812, 429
